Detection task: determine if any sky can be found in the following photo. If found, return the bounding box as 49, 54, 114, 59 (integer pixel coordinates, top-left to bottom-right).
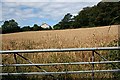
0, 0, 103, 27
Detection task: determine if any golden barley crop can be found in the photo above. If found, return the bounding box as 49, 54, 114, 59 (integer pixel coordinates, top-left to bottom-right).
1, 25, 119, 79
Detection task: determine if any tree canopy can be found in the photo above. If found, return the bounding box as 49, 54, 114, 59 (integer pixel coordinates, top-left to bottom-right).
32, 24, 41, 31
53, 13, 73, 29
2, 19, 20, 34
53, 1, 120, 29
1, 1, 120, 33
21, 26, 31, 31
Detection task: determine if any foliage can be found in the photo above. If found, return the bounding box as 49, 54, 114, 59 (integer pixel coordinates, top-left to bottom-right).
32, 24, 41, 31
1, 20, 53, 34
53, 13, 73, 29
106, 39, 120, 79
0, 27, 2, 34
53, 1, 120, 29
21, 26, 31, 31
2, 19, 20, 34
1, 1, 120, 33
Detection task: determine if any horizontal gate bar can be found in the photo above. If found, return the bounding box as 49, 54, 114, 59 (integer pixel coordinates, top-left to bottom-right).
0, 47, 120, 54
1, 61, 120, 67
1, 69, 120, 76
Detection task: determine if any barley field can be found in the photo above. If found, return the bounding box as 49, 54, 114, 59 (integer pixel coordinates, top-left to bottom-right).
1, 25, 120, 80
2, 25, 119, 50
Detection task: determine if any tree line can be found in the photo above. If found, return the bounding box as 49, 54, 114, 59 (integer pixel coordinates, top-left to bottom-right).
1, 1, 120, 34
1, 19, 52, 34
53, 1, 120, 29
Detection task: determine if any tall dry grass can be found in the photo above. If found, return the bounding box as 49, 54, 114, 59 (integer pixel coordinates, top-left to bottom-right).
1, 25, 119, 79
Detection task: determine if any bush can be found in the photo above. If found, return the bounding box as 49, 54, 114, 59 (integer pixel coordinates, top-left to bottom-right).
106, 39, 120, 79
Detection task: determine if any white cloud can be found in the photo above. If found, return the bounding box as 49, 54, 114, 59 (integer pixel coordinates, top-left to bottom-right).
1, 0, 119, 26
2, 2, 95, 19
0, 2, 2, 21
2, 0, 102, 2
2, 2, 99, 26
3, 0, 120, 2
